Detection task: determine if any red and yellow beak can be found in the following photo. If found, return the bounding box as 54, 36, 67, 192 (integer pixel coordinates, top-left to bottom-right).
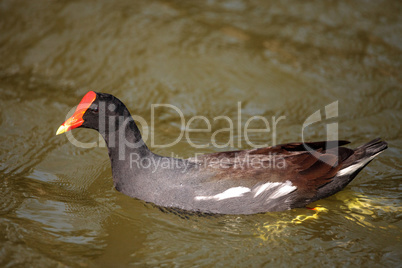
56, 91, 97, 135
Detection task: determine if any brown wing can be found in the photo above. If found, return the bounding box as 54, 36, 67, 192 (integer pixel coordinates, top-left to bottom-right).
188, 141, 354, 199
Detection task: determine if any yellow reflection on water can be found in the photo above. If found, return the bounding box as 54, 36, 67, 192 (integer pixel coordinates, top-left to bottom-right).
336, 191, 401, 230
257, 206, 328, 241
291, 207, 328, 224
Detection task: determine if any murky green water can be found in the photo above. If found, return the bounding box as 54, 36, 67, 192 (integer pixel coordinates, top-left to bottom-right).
0, 0, 401, 267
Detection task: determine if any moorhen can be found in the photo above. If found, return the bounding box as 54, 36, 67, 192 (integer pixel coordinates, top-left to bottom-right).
56, 91, 387, 214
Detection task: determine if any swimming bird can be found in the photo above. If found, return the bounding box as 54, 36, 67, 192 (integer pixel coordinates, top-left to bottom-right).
56, 91, 387, 214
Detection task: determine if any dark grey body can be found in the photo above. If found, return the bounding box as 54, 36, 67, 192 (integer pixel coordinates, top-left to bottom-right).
110, 153, 296, 214
76, 92, 387, 215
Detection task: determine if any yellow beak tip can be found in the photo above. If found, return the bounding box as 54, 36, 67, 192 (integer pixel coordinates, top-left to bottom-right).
56, 125, 66, 135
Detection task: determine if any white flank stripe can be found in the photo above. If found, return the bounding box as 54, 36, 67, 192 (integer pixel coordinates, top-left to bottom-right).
195, 187, 251, 201
254, 182, 282, 197
253, 180, 297, 199
269, 181, 297, 199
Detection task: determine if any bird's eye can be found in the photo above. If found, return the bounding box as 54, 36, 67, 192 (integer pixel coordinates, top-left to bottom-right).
92, 106, 99, 113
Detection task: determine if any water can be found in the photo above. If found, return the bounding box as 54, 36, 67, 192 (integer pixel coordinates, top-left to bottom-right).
0, 0, 401, 267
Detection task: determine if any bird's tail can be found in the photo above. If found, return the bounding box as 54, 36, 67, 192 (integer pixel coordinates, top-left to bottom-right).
338, 138, 388, 177
314, 138, 387, 201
